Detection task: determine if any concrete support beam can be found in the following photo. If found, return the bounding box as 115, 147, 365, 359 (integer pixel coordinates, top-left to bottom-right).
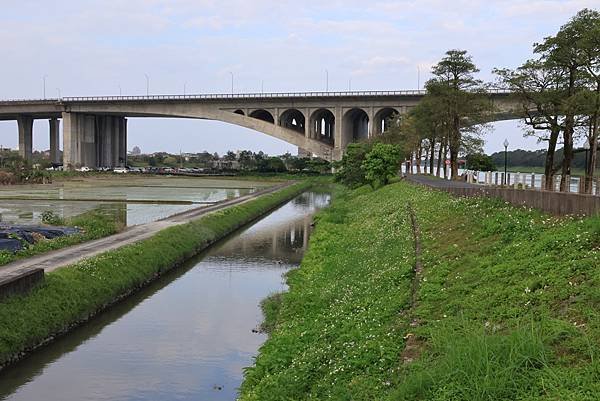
49, 118, 60, 165
119, 118, 127, 166
62, 112, 80, 168
17, 116, 33, 161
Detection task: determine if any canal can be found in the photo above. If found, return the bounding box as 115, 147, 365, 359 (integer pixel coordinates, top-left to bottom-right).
0, 190, 330, 401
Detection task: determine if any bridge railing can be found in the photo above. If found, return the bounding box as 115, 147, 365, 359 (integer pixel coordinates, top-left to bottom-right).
0, 88, 513, 103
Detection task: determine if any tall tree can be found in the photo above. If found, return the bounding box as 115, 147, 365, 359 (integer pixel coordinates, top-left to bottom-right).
494, 61, 566, 190
576, 9, 600, 192
534, 10, 591, 190
426, 50, 491, 179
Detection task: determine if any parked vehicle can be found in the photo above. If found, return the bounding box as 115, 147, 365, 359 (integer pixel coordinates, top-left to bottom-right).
76, 166, 92, 172
113, 167, 129, 174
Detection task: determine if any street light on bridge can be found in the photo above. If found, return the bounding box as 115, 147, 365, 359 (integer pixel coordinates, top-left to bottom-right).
144, 73, 150, 96
43, 75, 48, 99
229, 72, 234, 94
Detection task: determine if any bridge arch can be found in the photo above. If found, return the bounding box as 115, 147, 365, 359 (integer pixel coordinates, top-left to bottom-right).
249, 109, 275, 123
373, 107, 399, 135
309, 108, 335, 144
279, 108, 305, 134
343, 108, 370, 142
234, 109, 245, 115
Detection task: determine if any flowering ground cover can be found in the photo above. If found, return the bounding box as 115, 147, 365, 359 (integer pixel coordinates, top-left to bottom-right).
240, 181, 600, 400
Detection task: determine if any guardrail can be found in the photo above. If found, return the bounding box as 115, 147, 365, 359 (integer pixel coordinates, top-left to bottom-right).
0, 88, 513, 103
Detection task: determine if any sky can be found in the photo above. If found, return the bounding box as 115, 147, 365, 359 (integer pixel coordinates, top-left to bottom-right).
0, 0, 598, 156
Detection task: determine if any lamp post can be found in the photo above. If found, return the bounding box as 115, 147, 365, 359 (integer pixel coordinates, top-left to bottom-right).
503, 138, 509, 185
184, 82, 187, 96
583, 141, 590, 192
144, 73, 150, 96
43, 75, 48, 99
325, 69, 329, 92
229, 72, 234, 94
56, 88, 61, 99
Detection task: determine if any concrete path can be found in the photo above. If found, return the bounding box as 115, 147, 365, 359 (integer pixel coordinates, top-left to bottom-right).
406, 174, 480, 189
0, 182, 292, 281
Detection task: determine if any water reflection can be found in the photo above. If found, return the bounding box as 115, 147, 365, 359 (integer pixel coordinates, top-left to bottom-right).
0, 191, 330, 401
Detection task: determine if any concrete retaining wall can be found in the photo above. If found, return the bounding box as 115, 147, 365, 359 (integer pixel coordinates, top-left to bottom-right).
0, 268, 44, 300
441, 187, 600, 216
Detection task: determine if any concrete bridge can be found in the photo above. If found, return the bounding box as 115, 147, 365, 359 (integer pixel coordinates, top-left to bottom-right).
0, 90, 514, 167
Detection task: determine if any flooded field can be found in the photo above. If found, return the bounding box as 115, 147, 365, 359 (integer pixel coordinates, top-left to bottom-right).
0, 175, 273, 226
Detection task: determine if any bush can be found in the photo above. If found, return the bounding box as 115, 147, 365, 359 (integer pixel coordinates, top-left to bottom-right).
362, 143, 401, 188
334, 143, 372, 188
41, 211, 64, 226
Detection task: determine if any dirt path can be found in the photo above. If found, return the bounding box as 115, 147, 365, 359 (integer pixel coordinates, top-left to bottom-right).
0, 182, 293, 279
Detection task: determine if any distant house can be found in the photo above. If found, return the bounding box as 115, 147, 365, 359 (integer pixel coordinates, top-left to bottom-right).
212, 159, 240, 170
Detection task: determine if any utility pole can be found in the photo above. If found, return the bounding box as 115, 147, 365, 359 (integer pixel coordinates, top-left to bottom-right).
325, 69, 329, 92
229, 72, 234, 94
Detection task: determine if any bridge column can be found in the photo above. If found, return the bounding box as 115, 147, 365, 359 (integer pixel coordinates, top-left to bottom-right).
62, 112, 80, 168
100, 116, 114, 168
49, 118, 60, 165
17, 116, 33, 162
333, 106, 344, 160
119, 117, 127, 166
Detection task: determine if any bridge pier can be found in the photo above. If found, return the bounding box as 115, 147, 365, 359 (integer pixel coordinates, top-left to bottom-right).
49, 118, 60, 165
62, 112, 127, 169
17, 116, 33, 162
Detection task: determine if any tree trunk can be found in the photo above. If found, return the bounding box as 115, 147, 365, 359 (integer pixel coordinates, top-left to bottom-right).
436, 140, 443, 177
544, 126, 560, 191
560, 69, 577, 192
450, 115, 460, 180
443, 138, 449, 179
429, 138, 435, 174
416, 144, 422, 174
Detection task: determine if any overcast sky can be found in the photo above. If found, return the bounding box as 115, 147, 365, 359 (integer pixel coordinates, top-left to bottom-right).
0, 0, 597, 155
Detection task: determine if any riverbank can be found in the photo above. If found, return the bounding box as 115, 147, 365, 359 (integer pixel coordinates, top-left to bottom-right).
0, 181, 310, 368
240, 180, 600, 400
0, 211, 122, 266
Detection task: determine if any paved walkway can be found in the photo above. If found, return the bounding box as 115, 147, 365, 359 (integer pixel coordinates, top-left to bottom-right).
406, 174, 480, 189
0, 182, 292, 281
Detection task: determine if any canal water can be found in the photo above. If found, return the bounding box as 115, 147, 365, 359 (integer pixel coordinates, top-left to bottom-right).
0, 191, 330, 401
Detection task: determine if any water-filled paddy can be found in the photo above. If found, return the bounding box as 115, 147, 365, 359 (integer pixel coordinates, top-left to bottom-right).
0, 175, 272, 226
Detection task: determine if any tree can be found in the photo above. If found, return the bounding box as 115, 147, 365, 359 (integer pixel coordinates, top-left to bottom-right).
494, 61, 566, 189
426, 50, 492, 180
362, 143, 401, 188
333, 143, 372, 188
466, 153, 496, 171
534, 10, 592, 190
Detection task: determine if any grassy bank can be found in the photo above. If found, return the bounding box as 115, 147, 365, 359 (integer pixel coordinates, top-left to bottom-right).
0, 211, 122, 267
0, 181, 310, 367
240, 181, 600, 400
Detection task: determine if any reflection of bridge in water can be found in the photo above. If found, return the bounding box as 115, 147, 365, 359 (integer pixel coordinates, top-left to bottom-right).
210, 192, 330, 264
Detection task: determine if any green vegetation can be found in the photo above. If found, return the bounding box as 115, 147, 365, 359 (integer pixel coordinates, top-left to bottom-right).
334, 142, 401, 189
466, 152, 496, 171
362, 143, 402, 188
0, 210, 122, 267
0, 182, 309, 367
240, 181, 600, 400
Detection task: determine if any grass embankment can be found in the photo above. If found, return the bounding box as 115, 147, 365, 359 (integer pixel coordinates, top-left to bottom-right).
240, 181, 600, 400
0, 211, 122, 267
0, 181, 310, 367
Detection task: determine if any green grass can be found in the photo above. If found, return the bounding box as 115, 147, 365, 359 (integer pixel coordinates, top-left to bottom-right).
0, 210, 122, 267
239, 181, 600, 400
0, 181, 310, 367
